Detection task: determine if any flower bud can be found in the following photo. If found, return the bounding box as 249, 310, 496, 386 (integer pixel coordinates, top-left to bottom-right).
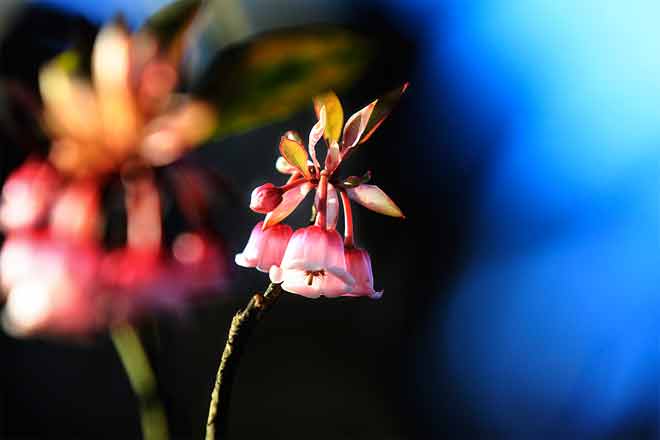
249, 183, 283, 213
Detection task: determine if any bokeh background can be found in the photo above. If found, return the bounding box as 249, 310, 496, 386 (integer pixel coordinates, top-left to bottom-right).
1, 0, 659, 439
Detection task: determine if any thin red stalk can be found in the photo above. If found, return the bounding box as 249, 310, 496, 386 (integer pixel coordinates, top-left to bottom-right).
339, 190, 354, 247
316, 171, 329, 229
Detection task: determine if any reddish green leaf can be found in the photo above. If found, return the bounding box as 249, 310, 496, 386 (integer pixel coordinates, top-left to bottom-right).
263, 182, 314, 228
347, 184, 404, 218
342, 100, 376, 150
360, 82, 409, 144
279, 136, 311, 178
313, 91, 343, 144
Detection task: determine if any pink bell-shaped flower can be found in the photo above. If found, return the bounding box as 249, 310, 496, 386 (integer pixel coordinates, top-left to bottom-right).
235, 221, 293, 272
269, 225, 355, 298
342, 247, 382, 299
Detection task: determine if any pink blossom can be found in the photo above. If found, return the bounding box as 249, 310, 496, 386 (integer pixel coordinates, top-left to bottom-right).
235, 221, 292, 272
0, 160, 60, 230
268, 225, 355, 298
0, 232, 101, 336
249, 183, 283, 213
342, 247, 382, 299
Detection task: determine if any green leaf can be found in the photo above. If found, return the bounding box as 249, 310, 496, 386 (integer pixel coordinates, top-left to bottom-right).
194, 25, 371, 138
313, 91, 343, 144
347, 184, 404, 218
263, 182, 314, 229
360, 82, 409, 144
279, 136, 311, 179
141, 0, 203, 61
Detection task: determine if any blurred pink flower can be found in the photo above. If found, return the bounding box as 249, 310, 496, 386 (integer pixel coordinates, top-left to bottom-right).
0, 160, 60, 230
40, 23, 216, 178
0, 232, 101, 336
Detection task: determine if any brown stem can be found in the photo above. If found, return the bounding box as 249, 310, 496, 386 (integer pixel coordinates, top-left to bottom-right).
205, 283, 283, 440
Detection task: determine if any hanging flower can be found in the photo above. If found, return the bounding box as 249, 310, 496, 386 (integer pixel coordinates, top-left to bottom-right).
236, 86, 408, 299
268, 225, 354, 298
235, 221, 293, 273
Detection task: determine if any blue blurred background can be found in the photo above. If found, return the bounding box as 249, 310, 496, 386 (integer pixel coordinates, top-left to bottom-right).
1, 0, 658, 438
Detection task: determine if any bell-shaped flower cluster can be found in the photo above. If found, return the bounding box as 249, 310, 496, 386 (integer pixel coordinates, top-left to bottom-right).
235, 87, 407, 298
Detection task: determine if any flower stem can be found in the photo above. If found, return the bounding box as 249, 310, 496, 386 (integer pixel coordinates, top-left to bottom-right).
205, 283, 283, 440
339, 190, 354, 247
110, 324, 169, 440
315, 171, 329, 229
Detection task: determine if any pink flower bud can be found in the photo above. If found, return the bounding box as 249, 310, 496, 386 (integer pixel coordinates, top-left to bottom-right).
249, 183, 283, 213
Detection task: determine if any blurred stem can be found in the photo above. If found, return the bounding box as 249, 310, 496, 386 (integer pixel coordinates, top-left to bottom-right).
205, 283, 283, 440
111, 325, 169, 440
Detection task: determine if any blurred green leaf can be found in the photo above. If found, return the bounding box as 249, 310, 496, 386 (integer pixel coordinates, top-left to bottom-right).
194, 25, 371, 138
141, 0, 202, 58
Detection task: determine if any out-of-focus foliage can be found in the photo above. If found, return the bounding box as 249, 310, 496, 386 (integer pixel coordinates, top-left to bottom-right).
192, 25, 371, 138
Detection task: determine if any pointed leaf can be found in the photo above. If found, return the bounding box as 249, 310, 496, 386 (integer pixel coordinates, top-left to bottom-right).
360, 82, 409, 144
342, 100, 376, 150
279, 136, 311, 179
314, 183, 339, 229
324, 140, 341, 173
308, 105, 326, 171
193, 26, 370, 138
142, 0, 203, 63
347, 184, 404, 218
263, 182, 314, 228
313, 91, 343, 144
